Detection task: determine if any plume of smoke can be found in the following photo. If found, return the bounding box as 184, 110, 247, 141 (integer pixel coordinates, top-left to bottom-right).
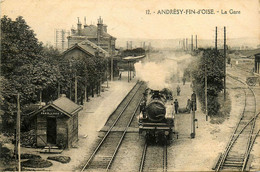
134, 59, 178, 90
134, 53, 193, 90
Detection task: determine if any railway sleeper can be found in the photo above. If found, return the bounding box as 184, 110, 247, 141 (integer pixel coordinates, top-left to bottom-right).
223, 164, 243, 167
226, 158, 244, 161
224, 161, 244, 164
88, 160, 111, 169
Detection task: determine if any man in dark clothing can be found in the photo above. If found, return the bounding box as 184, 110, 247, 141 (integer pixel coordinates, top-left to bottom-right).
182, 77, 186, 85
177, 85, 181, 96
174, 99, 179, 114
186, 99, 191, 113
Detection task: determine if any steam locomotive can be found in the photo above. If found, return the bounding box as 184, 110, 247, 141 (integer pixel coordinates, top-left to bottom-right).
139, 88, 175, 143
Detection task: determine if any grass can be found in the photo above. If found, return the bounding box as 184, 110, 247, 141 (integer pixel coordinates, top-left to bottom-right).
210, 92, 231, 124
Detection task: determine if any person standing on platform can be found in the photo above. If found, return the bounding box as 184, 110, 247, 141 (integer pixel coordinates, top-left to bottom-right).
174, 99, 179, 114
118, 72, 122, 80
186, 99, 191, 113
177, 85, 181, 96
182, 77, 186, 85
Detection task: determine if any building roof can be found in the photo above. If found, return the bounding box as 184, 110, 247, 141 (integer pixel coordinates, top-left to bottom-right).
123, 55, 146, 61
30, 95, 82, 118
240, 48, 260, 57
62, 40, 109, 58
76, 24, 115, 39
78, 40, 109, 57
52, 95, 82, 115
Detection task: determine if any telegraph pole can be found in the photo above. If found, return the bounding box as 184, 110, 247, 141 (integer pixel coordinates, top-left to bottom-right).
205, 59, 208, 121
75, 73, 77, 104
111, 56, 113, 81
58, 82, 60, 98
128, 61, 130, 82
196, 35, 197, 50
215, 27, 218, 51
17, 93, 21, 172
224, 26, 226, 101
191, 35, 193, 51
130, 62, 132, 81
186, 38, 188, 51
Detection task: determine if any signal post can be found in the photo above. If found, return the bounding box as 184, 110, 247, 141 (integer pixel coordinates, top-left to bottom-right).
190, 91, 197, 139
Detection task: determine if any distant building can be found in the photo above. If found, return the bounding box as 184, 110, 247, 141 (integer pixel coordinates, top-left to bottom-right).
68, 17, 116, 56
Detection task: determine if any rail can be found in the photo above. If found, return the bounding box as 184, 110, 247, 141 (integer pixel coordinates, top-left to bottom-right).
106, 96, 144, 170
215, 74, 258, 171
80, 81, 143, 171
139, 141, 168, 172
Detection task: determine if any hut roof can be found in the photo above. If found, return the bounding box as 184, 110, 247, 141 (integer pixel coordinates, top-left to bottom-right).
53, 95, 82, 115
30, 94, 82, 118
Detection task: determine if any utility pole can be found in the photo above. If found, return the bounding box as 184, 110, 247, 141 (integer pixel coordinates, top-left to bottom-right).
186, 38, 188, 51
183, 38, 185, 50
224, 26, 226, 101
111, 56, 113, 81
128, 61, 130, 82
191, 35, 193, 51
17, 93, 21, 172
215, 27, 218, 51
196, 35, 197, 50
39, 89, 42, 104
75, 73, 77, 104
61, 30, 65, 52
205, 59, 208, 121
58, 82, 60, 98
130, 62, 132, 81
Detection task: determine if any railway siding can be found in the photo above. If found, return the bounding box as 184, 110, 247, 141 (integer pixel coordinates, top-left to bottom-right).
214, 74, 259, 171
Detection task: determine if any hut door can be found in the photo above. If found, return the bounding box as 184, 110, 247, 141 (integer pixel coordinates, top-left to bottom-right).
47, 117, 56, 144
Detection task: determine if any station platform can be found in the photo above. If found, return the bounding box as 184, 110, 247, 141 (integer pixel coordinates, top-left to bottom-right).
31, 71, 138, 171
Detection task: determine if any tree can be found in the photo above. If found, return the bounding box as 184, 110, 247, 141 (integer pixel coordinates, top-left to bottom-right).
0, 16, 61, 130
191, 49, 224, 115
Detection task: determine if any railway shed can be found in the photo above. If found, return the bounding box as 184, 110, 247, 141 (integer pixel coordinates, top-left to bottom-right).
31, 94, 82, 149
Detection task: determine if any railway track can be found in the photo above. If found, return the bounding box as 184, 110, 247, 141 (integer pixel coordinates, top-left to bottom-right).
214, 74, 259, 171
81, 81, 146, 171
139, 141, 168, 172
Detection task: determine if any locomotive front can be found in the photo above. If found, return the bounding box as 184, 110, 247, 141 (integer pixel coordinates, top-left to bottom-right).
139, 88, 175, 143
146, 90, 166, 122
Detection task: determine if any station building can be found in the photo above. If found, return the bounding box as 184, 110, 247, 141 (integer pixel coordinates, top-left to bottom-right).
68, 17, 116, 55
63, 17, 119, 78
31, 94, 82, 149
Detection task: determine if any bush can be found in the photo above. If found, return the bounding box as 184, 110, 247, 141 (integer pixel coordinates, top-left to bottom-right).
47, 156, 71, 163
21, 153, 41, 159
21, 159, 52, 168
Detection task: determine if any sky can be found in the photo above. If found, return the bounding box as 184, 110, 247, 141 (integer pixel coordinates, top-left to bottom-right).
1, 0, 260, 45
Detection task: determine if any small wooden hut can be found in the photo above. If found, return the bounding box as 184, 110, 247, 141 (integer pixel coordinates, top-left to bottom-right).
31, 94, 82, 149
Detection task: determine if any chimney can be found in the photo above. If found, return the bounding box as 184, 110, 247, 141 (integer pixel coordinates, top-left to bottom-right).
77, 17, 82, 35
103, 24, 107, 32
71, 25, 76, 34
84, 16, 88, 28
97, 16, 103, 45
